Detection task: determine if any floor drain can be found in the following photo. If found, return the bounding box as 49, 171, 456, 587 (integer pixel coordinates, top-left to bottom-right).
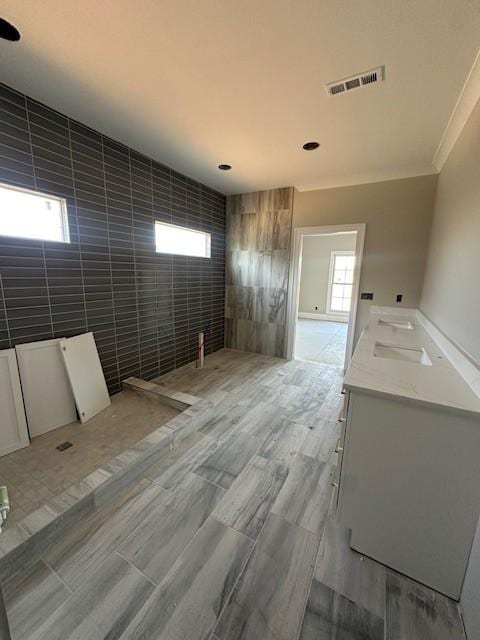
56, 441, 73, 451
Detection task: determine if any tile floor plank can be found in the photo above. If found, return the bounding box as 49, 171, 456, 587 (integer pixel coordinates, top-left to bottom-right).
270, 453, 333, 535
4, 560, 70, 640
194, 432, 263, 490
150, 433, 220, 490
300, 419, 340, 462
42, 479, 167, 589
119, 517, 253, 640
214, 513, 318, 640
118, 473, 225, 584
300, 580, 384, 640
257, 418, 309, 464
386, 571, 466, 640
314, 519, 386, 619
143, 431, 205, 481
212, 455, 289, 540
29, 553, 154, 640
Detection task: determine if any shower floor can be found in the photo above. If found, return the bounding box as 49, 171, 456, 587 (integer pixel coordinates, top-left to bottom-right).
0, 390, 179, 528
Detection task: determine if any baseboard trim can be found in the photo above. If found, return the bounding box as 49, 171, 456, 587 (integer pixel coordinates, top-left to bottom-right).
298, 312, 348, 323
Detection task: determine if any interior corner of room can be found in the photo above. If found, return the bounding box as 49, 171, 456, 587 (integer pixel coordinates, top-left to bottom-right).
0, 3, 480, 639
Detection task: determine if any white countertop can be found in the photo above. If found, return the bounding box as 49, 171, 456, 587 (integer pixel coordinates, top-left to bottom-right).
344, 307, 480, 416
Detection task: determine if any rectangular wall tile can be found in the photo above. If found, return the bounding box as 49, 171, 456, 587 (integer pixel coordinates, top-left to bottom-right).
0, 82, 225, 394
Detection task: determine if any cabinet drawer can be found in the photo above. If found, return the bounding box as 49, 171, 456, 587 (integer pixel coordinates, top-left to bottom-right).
331, 457, 341, 509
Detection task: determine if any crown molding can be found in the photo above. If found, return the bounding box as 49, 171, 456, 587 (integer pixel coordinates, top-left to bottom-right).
433, 48, 480, 171
296, 164, 437, 192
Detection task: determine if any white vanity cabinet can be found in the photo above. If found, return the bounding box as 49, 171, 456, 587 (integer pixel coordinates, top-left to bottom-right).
337, 307, 480, 600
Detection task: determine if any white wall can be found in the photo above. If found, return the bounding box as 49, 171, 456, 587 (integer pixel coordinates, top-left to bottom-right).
298, 234, 356, 316
419, 97, 480, 639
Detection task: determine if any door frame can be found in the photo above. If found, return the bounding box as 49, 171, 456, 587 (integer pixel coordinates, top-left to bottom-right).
285, 223, 366, 372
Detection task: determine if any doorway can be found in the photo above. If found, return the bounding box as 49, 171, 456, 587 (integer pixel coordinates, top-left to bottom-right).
286, 224, 365, 371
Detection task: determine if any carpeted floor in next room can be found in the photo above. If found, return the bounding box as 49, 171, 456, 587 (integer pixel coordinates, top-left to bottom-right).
295, 318, 348, 366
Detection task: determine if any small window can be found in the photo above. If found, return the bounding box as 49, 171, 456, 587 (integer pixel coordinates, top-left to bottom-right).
155, 221, 211, 258
327, 250, 355, 314
0, 182, 69, 243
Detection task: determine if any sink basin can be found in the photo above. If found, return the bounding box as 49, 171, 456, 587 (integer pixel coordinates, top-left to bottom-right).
378, 319, 413, 330
374, 342, 432, 365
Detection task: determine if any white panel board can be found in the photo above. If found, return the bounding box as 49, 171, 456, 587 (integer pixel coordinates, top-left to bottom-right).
60, 332, 110, 423
16, 338, 77, 437
0, 349, 29, 457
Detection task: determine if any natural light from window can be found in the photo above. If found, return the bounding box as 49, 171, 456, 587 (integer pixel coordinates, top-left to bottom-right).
155, 221, 211, 258
328, 251, 355, 314
0, 183, 69, 243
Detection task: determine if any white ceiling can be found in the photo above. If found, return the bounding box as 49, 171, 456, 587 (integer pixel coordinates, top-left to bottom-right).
1, 1, 479, 195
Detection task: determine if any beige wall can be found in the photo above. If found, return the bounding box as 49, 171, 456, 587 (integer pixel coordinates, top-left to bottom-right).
418, 98, 480, 640
421, 98, 480, 365
293, 175, 438, 339
299, 234, 356, 315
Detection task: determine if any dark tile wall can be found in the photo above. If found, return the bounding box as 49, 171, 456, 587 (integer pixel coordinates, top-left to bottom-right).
0, 83, 225, 393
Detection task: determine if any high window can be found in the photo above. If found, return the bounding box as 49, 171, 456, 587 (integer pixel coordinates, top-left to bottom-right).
327, 250, 355, 314
0, 182, 69, 243
155, 221, 211, 258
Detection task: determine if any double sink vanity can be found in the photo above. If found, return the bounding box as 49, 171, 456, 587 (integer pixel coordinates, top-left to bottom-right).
336, 306, 480, 599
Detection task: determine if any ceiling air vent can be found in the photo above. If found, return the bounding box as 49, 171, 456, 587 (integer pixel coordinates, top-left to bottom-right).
326, 66, 384, 96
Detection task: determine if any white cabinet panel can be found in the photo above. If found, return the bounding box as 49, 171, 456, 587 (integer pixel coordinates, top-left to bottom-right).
16, 339, 77, 437
340, 390, 480, 599
0, 349, 29, 457
60, 332, 110, 423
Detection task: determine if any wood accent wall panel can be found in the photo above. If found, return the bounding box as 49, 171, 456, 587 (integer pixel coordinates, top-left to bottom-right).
225, 187, 294, 357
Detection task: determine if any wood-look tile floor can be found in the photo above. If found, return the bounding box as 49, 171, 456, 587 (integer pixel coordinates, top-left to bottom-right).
3, 349, 467, 639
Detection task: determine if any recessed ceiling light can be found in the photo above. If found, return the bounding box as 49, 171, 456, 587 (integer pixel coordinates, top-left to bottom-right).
302, 141, 320, 151
0, 18, 21, 42
218, 164, 232, 171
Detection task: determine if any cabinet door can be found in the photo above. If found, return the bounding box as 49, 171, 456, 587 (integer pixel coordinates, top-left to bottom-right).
0, 349, 30, 457
16, 338, 77, 437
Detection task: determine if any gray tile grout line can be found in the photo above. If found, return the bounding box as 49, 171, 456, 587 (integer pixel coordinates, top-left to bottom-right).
149, 155, 162, 380
114, 549, 157, 588
41, 557, 74, 594
24, 94, 55, 339
292, 492, 337, 640
127, 148, 142, 380
0, 273, 11, 346
66, 117, 88, 335
101, 134, 122, 388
